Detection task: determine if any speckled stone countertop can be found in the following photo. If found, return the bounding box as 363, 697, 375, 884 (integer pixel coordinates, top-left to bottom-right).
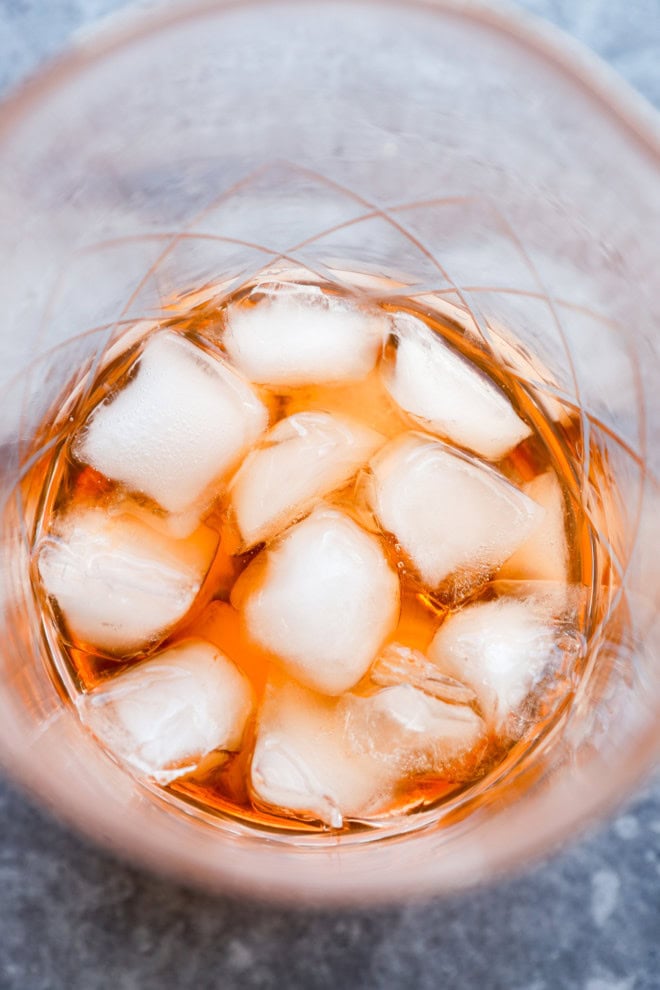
0, 2, 659, 988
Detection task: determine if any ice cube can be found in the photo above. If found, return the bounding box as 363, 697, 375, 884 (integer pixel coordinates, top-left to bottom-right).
231, 505, 400, 695
223, 283, 387, 386
489, 580, 586, 627
78, 639, 253, 783
370, 642, 477, 706
229, 411, 384, 549
498, 471, 568, 584
74, 331, 268, 523
428, 598, 561, 728
382, 313, 531, 459
37, 505, 217, 655
368, 433, 543, 592
250, 678, 395, 828
342, 683, 485, 775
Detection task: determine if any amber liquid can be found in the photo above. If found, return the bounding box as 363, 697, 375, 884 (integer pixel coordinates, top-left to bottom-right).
24, 271, 608, 834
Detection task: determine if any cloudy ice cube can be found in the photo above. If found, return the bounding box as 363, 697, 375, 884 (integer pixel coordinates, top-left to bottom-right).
498, 471, 568, 584
342, 683, 485, 775
78, 639, 253, 783
37, 505, 216, 655
489, 580, 586, 626
74, 331, 268, 522
428, 598, 561, 728
383, 313, 531, 459
368, 433, 543, 591
223, 283, 387, 386
250, 678, 393, 828
229, 411, 384, 549
232, 505, 400, 695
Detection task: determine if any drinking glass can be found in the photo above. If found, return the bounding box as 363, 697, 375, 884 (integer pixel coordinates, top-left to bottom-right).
0, 0, 658, 902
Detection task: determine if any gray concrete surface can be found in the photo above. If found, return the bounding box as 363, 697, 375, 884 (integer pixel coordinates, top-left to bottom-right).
0, 1, 659, 988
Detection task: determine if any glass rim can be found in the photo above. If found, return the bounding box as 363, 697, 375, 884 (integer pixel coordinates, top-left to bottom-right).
0, 0, 658, 160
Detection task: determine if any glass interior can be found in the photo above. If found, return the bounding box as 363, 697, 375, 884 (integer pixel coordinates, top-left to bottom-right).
0, 0, 657, 902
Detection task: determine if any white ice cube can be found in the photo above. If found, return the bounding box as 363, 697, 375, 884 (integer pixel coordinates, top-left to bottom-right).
428, 598, 559, 728
251, 676, 483, 828
223, 283, 387, 386
383, 313, 531, 459
498, 471, 568, 584
37, 505, 217, 655
78, 639, 253, 783
250, 678, 393, 828
74, 331, 268, 521
232, 505, 400, 695
229, 411, 384, 549
342, 683, 485, 774
368, 433, 543, 591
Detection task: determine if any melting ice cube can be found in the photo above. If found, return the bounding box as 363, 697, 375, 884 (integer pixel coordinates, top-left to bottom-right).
382, 313, 531, 459
74, 331, 268, 523
368, 433, 543, 592
498, 471, 568, 585
229, 411, 384, 549
231, 505, 400, 695
428, 598, 562, 729
250, 678, 393, 828
251, 674, 484, 828
37, 505, 216, 655
78, 639, 253, 783
342, 683, 485, 775
370, 642, 477, 706
223, 283, 387, 386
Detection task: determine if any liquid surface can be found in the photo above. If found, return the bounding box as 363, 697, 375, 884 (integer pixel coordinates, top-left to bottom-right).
25, 271, 604, 834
